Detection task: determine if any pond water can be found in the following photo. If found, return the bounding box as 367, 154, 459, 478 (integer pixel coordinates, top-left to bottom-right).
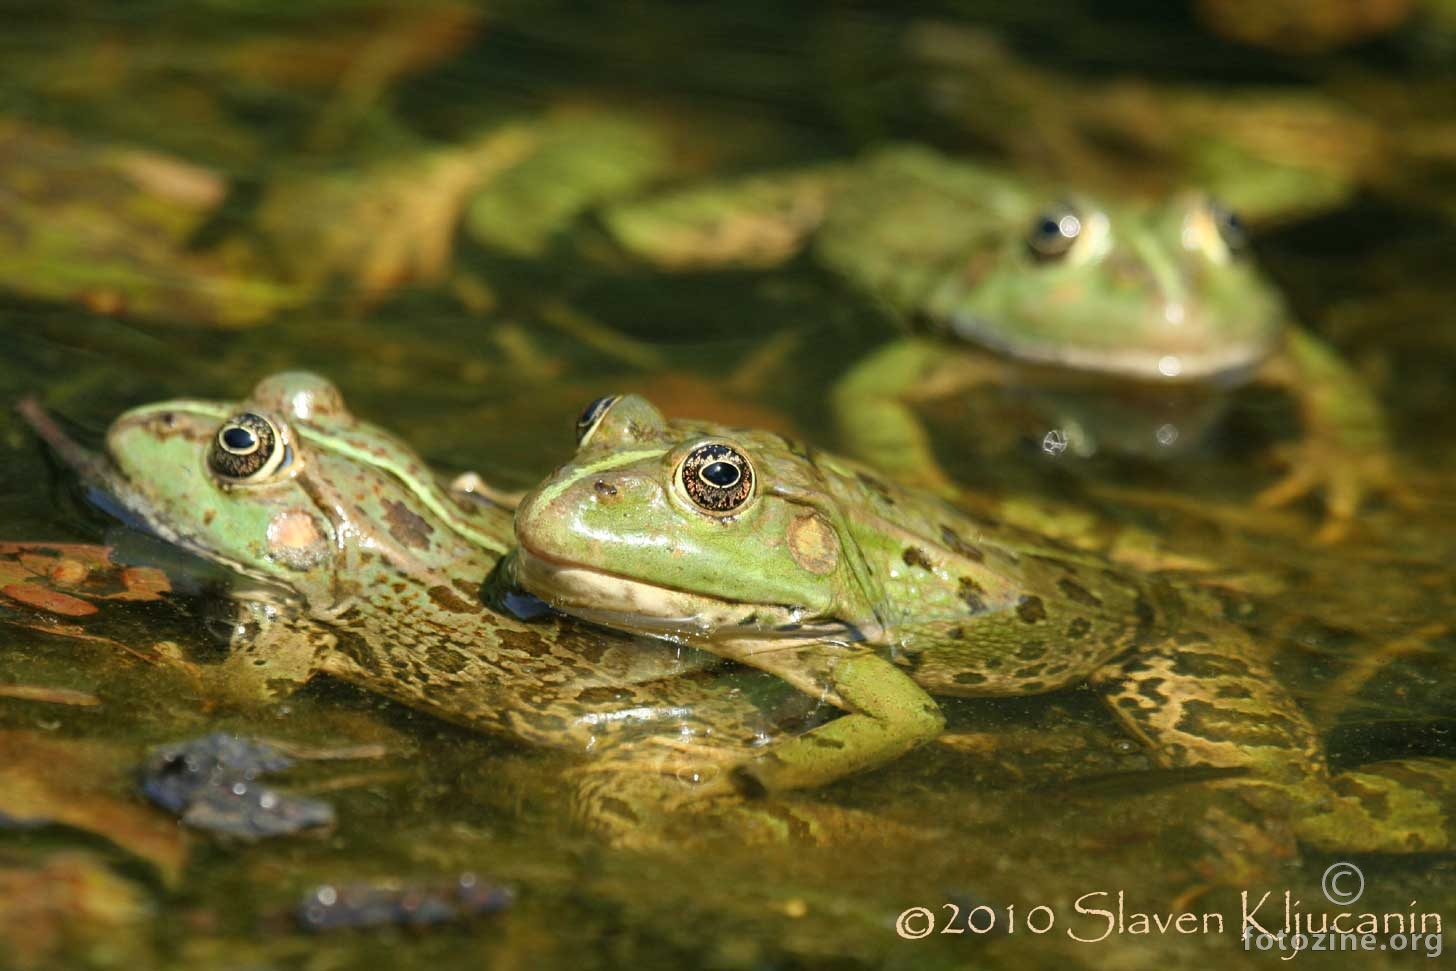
1, 2, 1455, 968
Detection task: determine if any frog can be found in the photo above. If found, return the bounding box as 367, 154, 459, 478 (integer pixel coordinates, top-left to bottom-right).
506, 392, 1456, 856
20, 373, 891, 848
604, 145, 1404, 541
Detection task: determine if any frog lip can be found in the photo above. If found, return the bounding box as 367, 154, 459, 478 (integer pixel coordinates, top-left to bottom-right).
510, 542, 855, 645
949, 315, 1275, 383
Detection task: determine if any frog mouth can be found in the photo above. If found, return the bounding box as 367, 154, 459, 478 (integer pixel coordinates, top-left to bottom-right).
508, 543, 867, 648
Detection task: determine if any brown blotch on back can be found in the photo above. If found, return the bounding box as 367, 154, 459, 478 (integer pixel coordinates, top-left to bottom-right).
1067, 617, 1092, 639
384, 498, 435, 551
1016, 595, 1046, 623
427, 584, 480, 614
901, 547, 934, 572
939, 525, 984, 562
958, 577, 989, 614
1057, 577, 1103, 608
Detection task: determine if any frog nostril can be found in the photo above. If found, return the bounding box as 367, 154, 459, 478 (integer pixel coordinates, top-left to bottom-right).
593, 479, 619, 499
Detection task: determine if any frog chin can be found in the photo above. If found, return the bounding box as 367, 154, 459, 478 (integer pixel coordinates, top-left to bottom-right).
510, 546, 855, 647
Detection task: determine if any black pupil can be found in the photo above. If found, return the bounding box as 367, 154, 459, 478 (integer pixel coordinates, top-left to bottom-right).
222, 426, 256, 450
701, 461, 740, 487
1039, 217, 1062, 238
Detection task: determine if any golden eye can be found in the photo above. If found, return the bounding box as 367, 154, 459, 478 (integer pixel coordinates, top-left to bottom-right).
1184, 197, 1247, 264
575, 395, 621, 446
207, 413, 291, 485
675, 442, 755, 516
1025, 203, 1083, 261
1208, 199, 1247, 255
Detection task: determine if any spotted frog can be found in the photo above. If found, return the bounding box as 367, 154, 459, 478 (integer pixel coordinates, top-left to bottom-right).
508, 393, 1456, 854
606, 146, 1402, 540
22, 373, 871, 847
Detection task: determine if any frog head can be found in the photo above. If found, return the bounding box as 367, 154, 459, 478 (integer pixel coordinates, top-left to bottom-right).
93, 372, 510, 607
932, 191, 1287, 383
510, 394, 885, 647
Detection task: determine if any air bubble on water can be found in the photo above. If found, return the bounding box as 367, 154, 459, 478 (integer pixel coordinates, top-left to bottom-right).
1155, 423, 1179, 447
1042, 429, 1069, 456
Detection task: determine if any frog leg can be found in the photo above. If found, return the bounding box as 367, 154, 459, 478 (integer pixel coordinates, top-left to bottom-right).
208, 599, 335, 704
567, 738, 943, 849
602, 165, 852, 271
562, 751, 937, 850
696, 640, 944, 796
1251, 326, 1412, 541
831, 337, 1008, 495
1094, 627, 1456, 853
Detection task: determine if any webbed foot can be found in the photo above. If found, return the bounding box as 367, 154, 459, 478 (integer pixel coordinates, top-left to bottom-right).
1255, 437, 1417, 542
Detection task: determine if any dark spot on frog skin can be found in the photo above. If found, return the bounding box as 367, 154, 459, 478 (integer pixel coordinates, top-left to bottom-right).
902, 547, 934, 571
1067, 617, 1092, 639
954, 671, 988, 685
383, 499, 435, 551
453, 578, 482, 602
1014, 641, 1046, 660
427, 585, 479, 614
1137, 678, 1168, 704
425, 643, 470, 675
939, 525, 984, 562
496, 628, 554, 658
947, 626, 965, 640
1016, 595, 1046, 623
203, 509, 216, 525
1057, 578, 1103, 608
958, 578, 988, 613
391, 582, 407, 594
1169, 652, 1251, 680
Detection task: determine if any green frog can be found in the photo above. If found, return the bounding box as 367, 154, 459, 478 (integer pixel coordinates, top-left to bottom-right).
507, 393, 1456, 854
606, 146, 1401, 540
21, 373, 876, 847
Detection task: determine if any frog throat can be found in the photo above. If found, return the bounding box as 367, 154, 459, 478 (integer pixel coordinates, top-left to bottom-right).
509, 544, 874, 649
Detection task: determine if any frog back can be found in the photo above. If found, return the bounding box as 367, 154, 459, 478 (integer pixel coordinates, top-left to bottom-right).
818, 453, 1161, 696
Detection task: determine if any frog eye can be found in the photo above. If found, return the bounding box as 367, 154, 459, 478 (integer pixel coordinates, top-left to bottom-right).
575, 395, 621, 446
1025, 204, 1083, 261
207, 413, 292, 485
1183, 197, 1247, 264
1208, 199, 1247, 255
674, 441, 755, 516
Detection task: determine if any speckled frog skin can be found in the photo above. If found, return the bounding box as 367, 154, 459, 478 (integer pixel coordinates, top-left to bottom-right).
509, 394, 1456, 854
25, 373, 881, 846
606, 146, 1402, 540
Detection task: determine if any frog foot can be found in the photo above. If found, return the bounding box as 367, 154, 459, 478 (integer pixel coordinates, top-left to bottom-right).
1255, 438, 1416, 542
